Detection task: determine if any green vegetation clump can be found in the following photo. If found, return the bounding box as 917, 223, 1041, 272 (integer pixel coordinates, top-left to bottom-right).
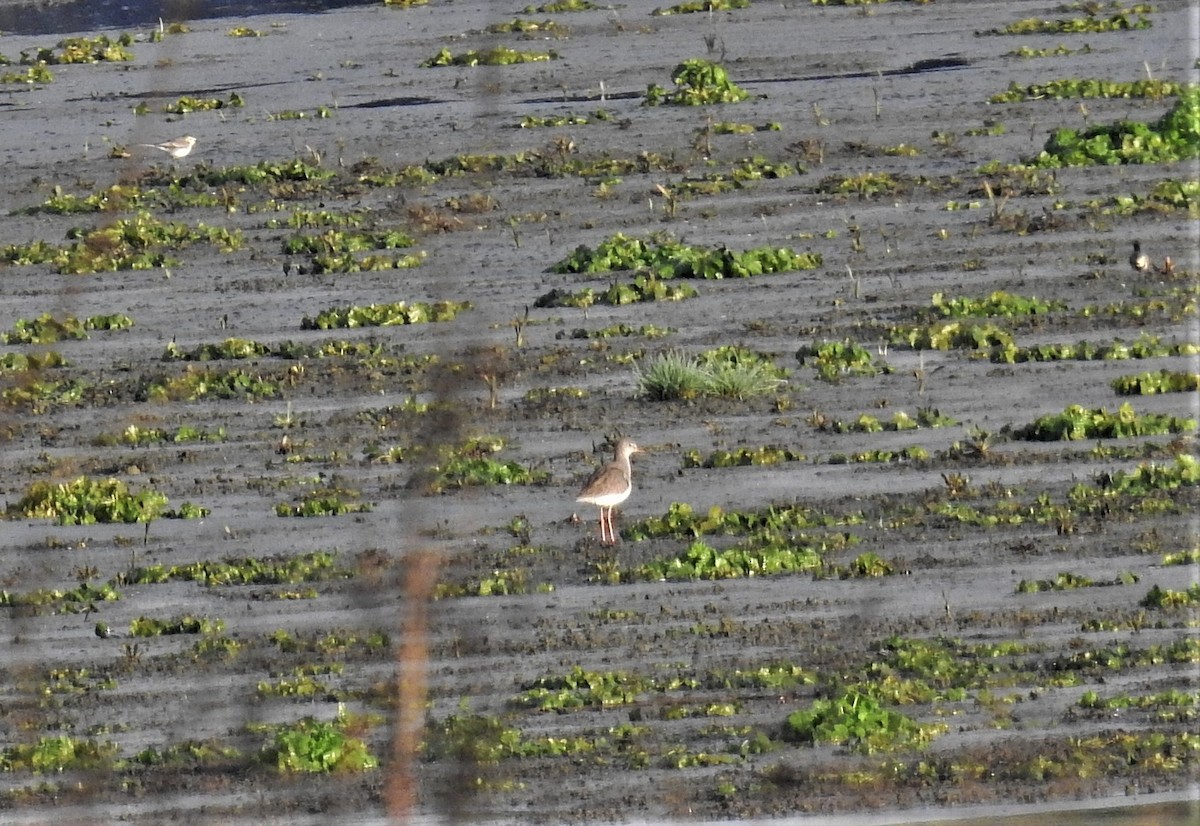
820, 552, 897, 578
134, 739, 243, 768
534, 273, 698, 308
185, 158, 336, 187
422, 46, 558, 67
356, 147, 677, 186
653, 0, 749, 14
140, 367, 280, 402
283, 228, 421, 273
981, 12, 1151, 36
429, 713, 594, 763
275, 493, 372, 517
796, 339, 892, 381
1111, 370, 1200, 396
1026, 570, 1140, 593
3, 312, 131, 344
1034, 85, 1200, 167
891, 320, 1016, 357
420, 437, 549, 492
632, 539, 826, 581
1003, 333, 1199, 363
829, 446, 930, 464
429, 458, 549, 493
434, 565, 549, 598
514, 665, 696, 710
0, 736, 119, 772
682, 445, 805, 468
930, 455, 1196, 529
645, 59, 749, 106
0, 580, 120, 612
130, 614, 225, 636
1013, 402, 1196, 441
161, 92, 244, 114
260, 711, 378, 773
17, 182, 220, 214
551, 233, 820, 278
268, 208, 368, 229
636, 347, 786, 401
0, 350, 68, 371
164, 337, 269, 361
1100, 178, 1200, 216
1161, 548, 1200, 566
571, 323, 672, 340
301, 300, 470, 329
931, 290, 1065, 317
1, 377, 88, 412
487, 19, 565, 34
811, 408, 955, 433
630, 501, 860, 540
1007, 43, 1092, 58
521, 112, 592, 128
267, 627, 389, 656
257, 664, 347, 700
1140, 583, 1200, 608
284, 230, 414, 258
520, 108, 615, 128
1, 65, 53, 83
522, 0, 597, 11
162, 337, 412, 367
813, 171, 936, 198
990, 78, 1182, 103
2, 211, 242, 274
20, 34, 133, 64
1078, 689, 1197, 720
785, 687, 947, 753
9, 477, 168, 524
125, 551, 346, 586
1089, 455, 1199, 497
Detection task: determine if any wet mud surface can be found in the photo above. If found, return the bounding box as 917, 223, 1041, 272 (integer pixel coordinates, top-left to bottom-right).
1, 0, 1198, 823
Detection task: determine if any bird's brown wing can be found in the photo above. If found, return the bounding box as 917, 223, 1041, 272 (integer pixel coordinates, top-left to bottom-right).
577, 464, 627, 501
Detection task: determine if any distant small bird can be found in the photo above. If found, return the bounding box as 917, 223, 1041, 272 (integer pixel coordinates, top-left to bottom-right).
1129, 240, 1150, 275
140, 135, 197, 159
576, 438, 643, 546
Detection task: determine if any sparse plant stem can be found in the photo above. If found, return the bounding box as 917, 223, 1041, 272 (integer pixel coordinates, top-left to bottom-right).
513, 306, 529, 348
654, 183, 678, 217
913, 352, 928, 396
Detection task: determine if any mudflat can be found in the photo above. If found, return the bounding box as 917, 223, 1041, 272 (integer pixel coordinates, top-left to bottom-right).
1, 1, 1197, 824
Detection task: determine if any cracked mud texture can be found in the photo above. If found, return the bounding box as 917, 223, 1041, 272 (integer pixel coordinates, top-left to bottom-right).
0, 0, 1198, 824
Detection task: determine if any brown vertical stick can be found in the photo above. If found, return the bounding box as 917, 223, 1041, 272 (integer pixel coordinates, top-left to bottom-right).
385, 549, 441, 820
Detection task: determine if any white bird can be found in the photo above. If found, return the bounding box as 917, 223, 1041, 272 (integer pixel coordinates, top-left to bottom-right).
1129, 240, 1150, 275
140, 135, 197, 159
